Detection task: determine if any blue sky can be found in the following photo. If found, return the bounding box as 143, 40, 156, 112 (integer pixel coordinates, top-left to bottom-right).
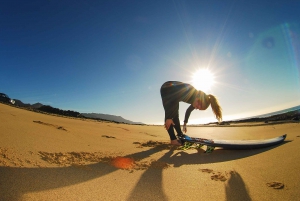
1, 0, 300, 124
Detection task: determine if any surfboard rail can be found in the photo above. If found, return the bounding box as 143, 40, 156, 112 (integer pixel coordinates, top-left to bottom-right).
180, 134, 287, 150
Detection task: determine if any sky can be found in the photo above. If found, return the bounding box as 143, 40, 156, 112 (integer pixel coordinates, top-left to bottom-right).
1, 0, 300, 125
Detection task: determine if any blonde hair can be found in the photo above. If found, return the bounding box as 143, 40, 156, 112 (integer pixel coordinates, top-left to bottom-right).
198, 90, 222, 123
207, 94, 222, 122
200, 92, 222, 122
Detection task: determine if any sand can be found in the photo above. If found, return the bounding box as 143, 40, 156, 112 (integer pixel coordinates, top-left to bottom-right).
0, 103, 299, 201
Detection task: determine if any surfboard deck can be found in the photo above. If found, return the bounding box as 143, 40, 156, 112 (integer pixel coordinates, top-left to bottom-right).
179, 134, 287, 150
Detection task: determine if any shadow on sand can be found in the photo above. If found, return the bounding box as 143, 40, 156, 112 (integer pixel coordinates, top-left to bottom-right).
225, 171, 252, 201
126, 142, 289, 200
0, 142, 289, 200
169, 141, 290, 167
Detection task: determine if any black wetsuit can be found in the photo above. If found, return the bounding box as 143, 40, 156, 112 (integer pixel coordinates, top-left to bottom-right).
160, 81, 197, 140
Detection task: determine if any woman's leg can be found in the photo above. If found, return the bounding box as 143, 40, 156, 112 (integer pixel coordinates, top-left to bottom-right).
165, 118, 177, 140
172, 115, 183, 137
161, 83, 181, 145
168, 125, 182, 145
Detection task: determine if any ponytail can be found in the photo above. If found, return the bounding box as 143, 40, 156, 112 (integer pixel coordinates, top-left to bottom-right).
208, 94, 222, 122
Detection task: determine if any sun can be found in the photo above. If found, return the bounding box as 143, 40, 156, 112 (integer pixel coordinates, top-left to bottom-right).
192, 69, 215, 92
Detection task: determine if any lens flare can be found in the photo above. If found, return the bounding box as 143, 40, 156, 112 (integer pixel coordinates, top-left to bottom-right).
192, 69, 215, 92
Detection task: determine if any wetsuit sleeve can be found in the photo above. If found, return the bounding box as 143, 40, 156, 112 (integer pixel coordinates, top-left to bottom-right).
184, 104, 195, 123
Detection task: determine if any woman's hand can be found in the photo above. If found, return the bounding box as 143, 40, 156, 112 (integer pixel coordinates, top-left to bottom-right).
164, 119, 175, 130
182, 123, 187, 133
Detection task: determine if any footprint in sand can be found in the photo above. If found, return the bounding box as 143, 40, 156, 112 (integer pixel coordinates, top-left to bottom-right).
101, 135, 116, 139
211, 172, 227, 182
199, 169, 236, 182
33, 121, 67, 131
267, 182, 284, 189
133, 140, 173, 149
117, 127, 129, 131
200, 168, 214, 173
139, 132, 157, 137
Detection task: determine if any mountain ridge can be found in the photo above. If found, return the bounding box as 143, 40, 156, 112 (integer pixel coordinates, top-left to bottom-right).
81, 113, 144, 125
13, 99, 144, 125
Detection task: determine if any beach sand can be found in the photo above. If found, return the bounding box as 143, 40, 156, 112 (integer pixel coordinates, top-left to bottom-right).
1, 103, 299, 201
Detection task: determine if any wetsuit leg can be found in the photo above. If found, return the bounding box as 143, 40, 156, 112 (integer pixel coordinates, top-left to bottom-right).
172, 115, 183, 136
160, 82, 180, 141
163, 115, 182, 140
166, 122, 177, 140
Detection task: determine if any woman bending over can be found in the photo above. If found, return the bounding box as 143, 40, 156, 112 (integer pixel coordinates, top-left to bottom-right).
160, 81, 222, 145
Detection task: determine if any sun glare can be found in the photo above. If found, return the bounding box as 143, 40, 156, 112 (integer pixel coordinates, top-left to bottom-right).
192, 69, 215, 92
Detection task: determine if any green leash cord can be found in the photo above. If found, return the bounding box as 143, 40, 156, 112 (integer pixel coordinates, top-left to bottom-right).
205, 146, 215, 153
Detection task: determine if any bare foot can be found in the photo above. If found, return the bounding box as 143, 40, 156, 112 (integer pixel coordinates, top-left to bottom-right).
170, 139, 182, 146
267, 182, 284, 189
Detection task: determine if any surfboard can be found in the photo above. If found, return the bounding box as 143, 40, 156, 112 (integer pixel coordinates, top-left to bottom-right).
179, 134, 287, 152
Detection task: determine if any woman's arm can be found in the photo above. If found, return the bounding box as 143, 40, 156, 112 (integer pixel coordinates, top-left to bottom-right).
182, 122, 187, 133
183, 104, 195, 133
184, 104, 195, 123
164, 119, 175, 130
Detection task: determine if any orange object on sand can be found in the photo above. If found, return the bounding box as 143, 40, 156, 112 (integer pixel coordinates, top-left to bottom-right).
111, 157, 135, 169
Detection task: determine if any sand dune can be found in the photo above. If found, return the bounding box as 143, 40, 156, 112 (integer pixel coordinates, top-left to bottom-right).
1, 103, 299, 200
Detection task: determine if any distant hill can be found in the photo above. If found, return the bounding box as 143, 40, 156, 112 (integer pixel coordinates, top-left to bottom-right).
12, 98, 144, 124
32, 103, 44, 108
218, 105, 300, 125
14, 99, 43, 108
81, 113, 145, 125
